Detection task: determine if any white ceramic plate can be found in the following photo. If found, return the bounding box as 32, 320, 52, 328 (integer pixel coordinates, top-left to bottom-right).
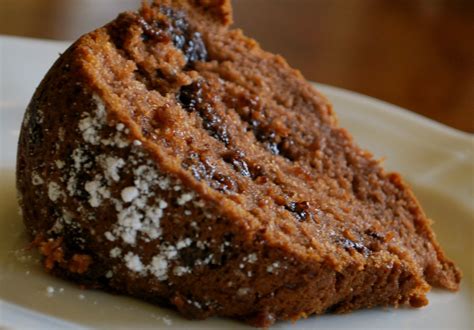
0, 35, 472, 329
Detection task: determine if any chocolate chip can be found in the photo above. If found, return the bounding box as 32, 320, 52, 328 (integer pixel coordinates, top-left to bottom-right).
365, 229, 384, 240
285, 201, 313, 222
178, 81, 230, 145
338, 238, 371, 256
160, 7, 207, 66
178, 81, 203, 112
223, 151, 251, 177
183, 31, 207, 64
182, 153, 237, 193
200, 104, 230, 145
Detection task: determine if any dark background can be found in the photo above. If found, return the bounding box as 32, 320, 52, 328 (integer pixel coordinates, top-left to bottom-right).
1, 0, 473, 132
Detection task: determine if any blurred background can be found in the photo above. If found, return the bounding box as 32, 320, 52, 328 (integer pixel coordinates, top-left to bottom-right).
1, 0, 473, 132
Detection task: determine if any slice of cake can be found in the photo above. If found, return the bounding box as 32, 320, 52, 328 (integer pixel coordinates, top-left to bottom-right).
16, 0, 461, 326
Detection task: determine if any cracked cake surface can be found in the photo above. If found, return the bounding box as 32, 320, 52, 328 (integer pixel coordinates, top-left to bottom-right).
16, 0, 461, 327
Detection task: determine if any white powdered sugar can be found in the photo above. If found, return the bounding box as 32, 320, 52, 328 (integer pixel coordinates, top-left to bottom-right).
108, 237, 195, 281
104, 231, 116, 241
158, 200, 168, 209
247, 253, 257, 263
67, 95, 129, 201
173, 266, 190, 276
67, 148, 91, 197
46, 286, 55, 297
101, 156, 125, 182
116, 123, 125, 131
31, 172, 44, 185
48, 182, 64, 202
110, 247, 122, 258
177, 192, 195, 206
150, 255, 169, 280
84, 176, 110, 207
176, 238, 192, 250
108, 153, 184, 245
147, 243, 180, 280
116, 207, 143, 244
186, 299, 202, 309
72, 148, 88, 171
124, 252, 145, 273
55, 160, 65, 169
158, 177, 170, 190
78, 95, 106, 145
121, 186, 139, 203
48, 209, 74, 234
266, 261, 281, 273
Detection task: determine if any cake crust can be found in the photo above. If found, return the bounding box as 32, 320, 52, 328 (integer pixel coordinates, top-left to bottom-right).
16, 0, 460, 327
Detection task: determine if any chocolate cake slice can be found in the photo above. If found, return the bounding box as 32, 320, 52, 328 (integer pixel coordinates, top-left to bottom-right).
16, 0, 461, 326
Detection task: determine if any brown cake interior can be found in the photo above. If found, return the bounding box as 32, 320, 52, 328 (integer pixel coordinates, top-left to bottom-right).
17, 0, 460, 325
79, 0, 459, 290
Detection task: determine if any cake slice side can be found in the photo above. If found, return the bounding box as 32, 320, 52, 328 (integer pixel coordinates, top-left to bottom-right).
178, 0, 461, 291
15, 43, 431, 324
127, 0, 460, 291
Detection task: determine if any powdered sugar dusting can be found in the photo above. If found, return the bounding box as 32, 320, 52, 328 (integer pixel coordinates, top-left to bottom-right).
110, 247, 122, 258
121, 186, 139, 203
48, 182, 64, 202
84, 176, 110, 207
150, 255, 169, 280
124, 252, 145, 273
101, 156, 125, 182
108, 237, 197, 281
107, 152, 192, 245
177, 192, 195, 205
104, 231, 116, 241
48, 93, 218, 284
176, 238, 192, 250
266, 261, 280, 273
46, 286, 55, 297
48, 209, 74, 234
66, 95, 130, 204
78, 95, 106, 145
31, 172, 44, 185
173, 266, 190, 276
55, 160, 65, 169
116, 123, 125, 131
247, 253, 257, 263
146, 239, 191, 280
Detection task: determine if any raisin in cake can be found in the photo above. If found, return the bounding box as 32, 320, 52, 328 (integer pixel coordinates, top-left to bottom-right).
16, 0, 461, 327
